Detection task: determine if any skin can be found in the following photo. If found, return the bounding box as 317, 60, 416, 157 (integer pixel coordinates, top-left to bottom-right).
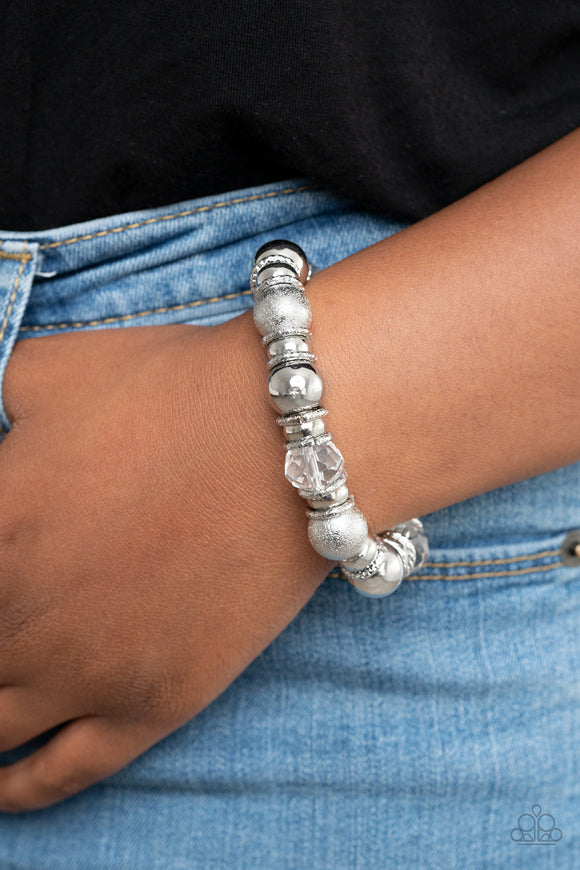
0, 126, 578, 812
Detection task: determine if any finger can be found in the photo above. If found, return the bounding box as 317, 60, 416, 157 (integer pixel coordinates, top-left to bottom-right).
0, 715, 162, 812
0, 686, 79, 754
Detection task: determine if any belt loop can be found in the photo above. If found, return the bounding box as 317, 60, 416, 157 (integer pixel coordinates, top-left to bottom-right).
0, 240, 40, 439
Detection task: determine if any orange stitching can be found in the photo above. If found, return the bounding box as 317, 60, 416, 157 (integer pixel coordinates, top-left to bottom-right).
38, 185, 319, 251
0, 251, 33, 262
327, 558, 564, 582
406, 561, 562, 581
19, 288, 253, 332
422, 547, 561, 568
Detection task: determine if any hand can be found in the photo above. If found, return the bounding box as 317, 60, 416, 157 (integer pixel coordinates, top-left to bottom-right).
0, 314, 331, 812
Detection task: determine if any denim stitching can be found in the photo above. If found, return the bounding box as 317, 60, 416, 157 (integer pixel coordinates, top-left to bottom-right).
327, 560, 563, 582
326, 547, 567, 581
19, 288, 253, 333
0, 251, 33, 262
423, 547, 560, 568
405, 561, 563, 581
0, 242, 29, 436
37, 185, 320, 251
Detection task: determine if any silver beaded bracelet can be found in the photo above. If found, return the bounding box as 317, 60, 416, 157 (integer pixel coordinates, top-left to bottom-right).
251, 240, 429, 597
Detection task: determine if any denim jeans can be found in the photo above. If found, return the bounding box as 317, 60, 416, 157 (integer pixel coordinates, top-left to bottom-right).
0, 178, 578, 869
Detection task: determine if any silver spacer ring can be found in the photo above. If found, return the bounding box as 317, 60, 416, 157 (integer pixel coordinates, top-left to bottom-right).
262, 327, 312, 346
285, 431, 333, 452
253, 275, 304, 302
250, 254, 300, 290
276, 405, 328, 427
306, 495, 356, 520
298, 471, 348, 500
380, 530, 416, 576
267, 351, 317, 371
340, 538, 388, 582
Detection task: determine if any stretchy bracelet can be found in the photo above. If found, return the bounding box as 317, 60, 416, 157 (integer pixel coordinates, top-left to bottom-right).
251, 240, 429, 597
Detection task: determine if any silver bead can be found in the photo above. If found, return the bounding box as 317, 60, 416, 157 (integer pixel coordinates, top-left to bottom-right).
284, 415, 326, 441
253, 285, 312, 337
262, 326, 312, 347
390, 518, 429, 573
268, 364, 323, 413
276, 405, 327, 427
253, 240, 310, 285
268, 351, 316, 371
254, 274, 304, 301
267, 334, 315, 371
307, 498, 369, 561
255, 265, 297, 288
306, 482, 350, 509
340, 534, 378, 570
343, 542, 405, 598
267, 336, 310, 357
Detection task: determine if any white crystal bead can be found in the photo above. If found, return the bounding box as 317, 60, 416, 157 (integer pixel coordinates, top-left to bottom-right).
285, 439, 344, 490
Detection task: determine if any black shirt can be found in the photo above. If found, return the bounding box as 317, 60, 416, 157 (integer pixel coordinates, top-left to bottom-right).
1, 1, 578, 230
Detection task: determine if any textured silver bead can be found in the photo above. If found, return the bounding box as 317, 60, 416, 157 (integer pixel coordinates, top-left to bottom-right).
254, 274, 304, 302
307, 497, 369, 561
252, 240, 310, 285
268, 363, 323, 413
253, 285, 312, 337
306, 482, 350, 509
340, 534, 378, 570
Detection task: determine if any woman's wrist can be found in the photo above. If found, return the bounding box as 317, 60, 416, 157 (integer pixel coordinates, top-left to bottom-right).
294, 127, 580, 533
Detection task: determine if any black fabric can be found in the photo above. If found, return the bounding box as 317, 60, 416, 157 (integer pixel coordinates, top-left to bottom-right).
1, 1, 578, 230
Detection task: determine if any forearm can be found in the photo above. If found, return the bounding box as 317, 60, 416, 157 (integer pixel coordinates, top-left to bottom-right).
236, 127, 580, 535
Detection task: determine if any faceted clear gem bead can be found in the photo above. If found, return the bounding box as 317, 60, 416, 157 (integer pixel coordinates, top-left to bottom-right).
285, 440, 344, 490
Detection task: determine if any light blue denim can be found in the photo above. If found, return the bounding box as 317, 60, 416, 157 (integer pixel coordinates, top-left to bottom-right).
0, 178, 578, 869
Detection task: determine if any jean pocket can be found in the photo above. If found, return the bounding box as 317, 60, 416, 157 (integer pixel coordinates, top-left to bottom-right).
0, 242, 40, 439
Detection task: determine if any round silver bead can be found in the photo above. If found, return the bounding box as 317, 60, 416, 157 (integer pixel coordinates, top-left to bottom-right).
267, 336, 315, 372
344, 543, 405, 597
267, 336, 310, 358
253, 285, 311, 337
268, 364, 323, 413
284, 416, 326, 441
253, 240, 310, 285
307, 499, 369, 561
340, 540, 405, 598
306, 482, 350, 509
